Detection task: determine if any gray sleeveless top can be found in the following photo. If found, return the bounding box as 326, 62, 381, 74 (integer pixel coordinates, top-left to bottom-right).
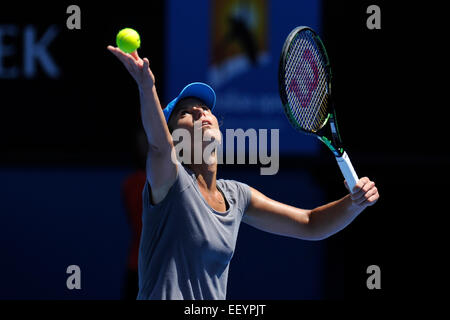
137, 162, 252, 300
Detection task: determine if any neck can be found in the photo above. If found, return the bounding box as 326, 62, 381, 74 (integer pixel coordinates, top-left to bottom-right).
186, 146, 219, 192
185, 161, 218, 192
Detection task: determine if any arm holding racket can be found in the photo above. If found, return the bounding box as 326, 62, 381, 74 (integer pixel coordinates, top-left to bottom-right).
244, 179, 379, 241
307, 177, 378, 240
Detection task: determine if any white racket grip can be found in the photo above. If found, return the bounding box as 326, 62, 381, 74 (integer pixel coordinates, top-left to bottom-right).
335, 151, 359, 192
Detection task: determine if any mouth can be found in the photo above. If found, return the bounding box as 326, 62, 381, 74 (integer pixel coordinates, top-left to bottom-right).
201, 120, 212, 127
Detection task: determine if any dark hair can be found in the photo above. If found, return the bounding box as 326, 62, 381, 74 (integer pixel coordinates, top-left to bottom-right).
168, 122, 174, 134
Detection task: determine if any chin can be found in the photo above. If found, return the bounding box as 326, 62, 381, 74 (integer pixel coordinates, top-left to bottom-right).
203, 127, 222, 144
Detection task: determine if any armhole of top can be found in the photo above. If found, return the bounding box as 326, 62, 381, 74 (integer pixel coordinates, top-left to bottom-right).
243, 182, 252, 214
220, 179, 252, 216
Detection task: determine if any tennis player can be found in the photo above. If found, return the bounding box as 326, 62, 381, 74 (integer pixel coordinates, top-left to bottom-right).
107, 46, 379, 300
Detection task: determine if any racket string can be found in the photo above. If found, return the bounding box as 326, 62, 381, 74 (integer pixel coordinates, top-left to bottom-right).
289, 48, 326, 130
284, 30, 329, 132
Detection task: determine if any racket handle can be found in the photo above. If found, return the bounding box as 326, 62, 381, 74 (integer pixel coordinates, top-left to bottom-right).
335, 151, 359, 192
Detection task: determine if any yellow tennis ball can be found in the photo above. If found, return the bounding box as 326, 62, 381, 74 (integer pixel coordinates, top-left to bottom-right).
116, 28, 141, 53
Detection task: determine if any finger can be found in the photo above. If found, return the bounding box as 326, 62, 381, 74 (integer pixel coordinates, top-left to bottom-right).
142, 58, 152, 73
351, 178, 365, 194
109, 46, 130, 63
112, 48, 139, 71
125, 57, 139, 74
114, 51, 134, 70
350, 178, 370, 199
360, 191, 379, 207
110, 49, 137, 74
108, 46, 125, 57
107, 45, 120, 57
355, 182, 376, 201
109, 46, 134, 63
130, 51, 140, 61
356, 186, 378, 205
129, 51, 144, 69
120, 50, 141, 68
362, 181, 375, 193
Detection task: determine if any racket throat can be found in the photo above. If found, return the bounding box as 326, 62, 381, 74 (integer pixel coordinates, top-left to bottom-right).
329, 112, 342, 148
318, 136, 343, 157
318, 112, 344, 157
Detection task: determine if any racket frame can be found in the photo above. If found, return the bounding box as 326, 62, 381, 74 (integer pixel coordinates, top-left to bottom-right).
279, 26, 345, 157
278, 26, 359, 190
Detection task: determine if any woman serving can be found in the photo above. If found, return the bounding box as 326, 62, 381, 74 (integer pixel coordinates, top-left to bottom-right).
107, 45, 379, 300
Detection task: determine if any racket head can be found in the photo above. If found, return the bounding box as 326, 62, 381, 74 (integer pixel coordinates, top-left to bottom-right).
278, 26, 332, 135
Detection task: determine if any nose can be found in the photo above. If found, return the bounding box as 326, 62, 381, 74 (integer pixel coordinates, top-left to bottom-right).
192, 106, 206, 120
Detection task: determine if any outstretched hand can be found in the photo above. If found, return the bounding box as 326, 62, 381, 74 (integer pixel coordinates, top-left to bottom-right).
345, 177, 379, 209
107, 46, 155, 91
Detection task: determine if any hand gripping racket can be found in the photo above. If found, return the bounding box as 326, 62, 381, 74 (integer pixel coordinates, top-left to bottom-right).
278, 26, 359, 191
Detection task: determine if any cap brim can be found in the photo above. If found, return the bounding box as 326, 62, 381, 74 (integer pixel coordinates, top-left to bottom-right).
164, 82, 216, 122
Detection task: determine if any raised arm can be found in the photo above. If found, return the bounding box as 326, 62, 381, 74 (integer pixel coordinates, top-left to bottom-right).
107, 46, 177, 204
244, 177, 379, 241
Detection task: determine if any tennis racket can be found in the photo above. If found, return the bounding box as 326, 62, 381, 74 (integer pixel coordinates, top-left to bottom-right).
278, 26, 359, 191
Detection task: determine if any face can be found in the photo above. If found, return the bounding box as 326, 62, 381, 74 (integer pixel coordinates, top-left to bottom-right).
168, 97, 221, 144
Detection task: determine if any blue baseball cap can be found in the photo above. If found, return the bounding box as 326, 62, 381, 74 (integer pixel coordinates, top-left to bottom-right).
163, 82, 216, 122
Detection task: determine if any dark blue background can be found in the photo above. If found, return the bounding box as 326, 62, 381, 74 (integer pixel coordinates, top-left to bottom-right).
1, 0, 442, 301
0, 165, 332, 299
